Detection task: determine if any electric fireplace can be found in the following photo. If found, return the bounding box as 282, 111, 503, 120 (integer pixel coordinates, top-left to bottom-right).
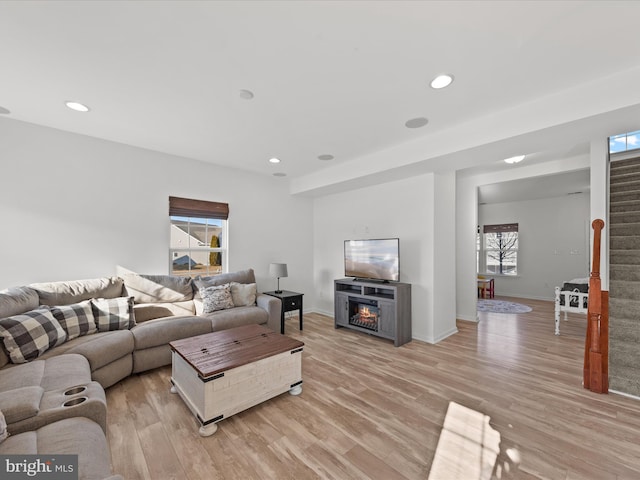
348, 297, 379, 332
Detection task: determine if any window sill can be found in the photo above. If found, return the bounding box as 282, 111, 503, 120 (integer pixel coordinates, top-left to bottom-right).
479, 273, 520, 278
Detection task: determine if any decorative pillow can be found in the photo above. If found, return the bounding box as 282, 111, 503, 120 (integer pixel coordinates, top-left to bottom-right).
0, 409, 7, 443
0, 307, 67, 364
200, 284, 234, 313
91, 297, 136, 332
49, 300, 97, 340
229, 282, 257, 307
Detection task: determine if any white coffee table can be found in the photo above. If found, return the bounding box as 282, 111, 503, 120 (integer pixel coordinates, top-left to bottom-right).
170, 324, 304, 436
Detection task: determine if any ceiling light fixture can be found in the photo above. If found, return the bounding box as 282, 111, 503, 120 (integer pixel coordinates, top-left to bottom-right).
273, 172, 287, 177
239, 89, 254, 100
405, 117, 429, 129
430, 74, 454, 89
318, 154, 334, 161
65, 101, 90, 112
504, 155, 525, 164
269, 157, 281, 164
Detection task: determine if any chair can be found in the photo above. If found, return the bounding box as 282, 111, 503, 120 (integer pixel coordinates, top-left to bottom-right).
477, 276, 495, 299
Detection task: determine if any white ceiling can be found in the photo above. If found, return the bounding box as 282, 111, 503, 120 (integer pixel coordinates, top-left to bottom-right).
2, 1, 640, 194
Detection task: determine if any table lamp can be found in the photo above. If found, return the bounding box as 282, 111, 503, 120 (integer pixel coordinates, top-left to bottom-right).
269, 263, 288, 293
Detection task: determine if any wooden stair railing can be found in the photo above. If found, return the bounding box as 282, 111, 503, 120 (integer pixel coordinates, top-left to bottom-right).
584, 219, 609, 394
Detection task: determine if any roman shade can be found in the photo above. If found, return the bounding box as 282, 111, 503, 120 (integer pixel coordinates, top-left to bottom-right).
169, 196, 229, 220
483, 223, 518, 234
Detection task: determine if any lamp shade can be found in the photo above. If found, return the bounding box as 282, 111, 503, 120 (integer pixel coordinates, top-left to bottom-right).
269, 263, 288, 278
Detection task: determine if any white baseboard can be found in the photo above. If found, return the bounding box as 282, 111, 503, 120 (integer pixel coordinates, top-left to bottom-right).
457, 313, 479, 323
608, 388, 640, 401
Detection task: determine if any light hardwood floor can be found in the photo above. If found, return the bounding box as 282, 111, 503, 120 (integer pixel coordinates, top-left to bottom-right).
106, 298, 640, 479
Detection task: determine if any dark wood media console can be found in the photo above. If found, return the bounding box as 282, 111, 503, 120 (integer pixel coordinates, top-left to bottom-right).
334, 278, 411, 347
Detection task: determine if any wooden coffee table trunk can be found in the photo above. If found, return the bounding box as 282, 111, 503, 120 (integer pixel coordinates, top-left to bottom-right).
170, 324, 304, 436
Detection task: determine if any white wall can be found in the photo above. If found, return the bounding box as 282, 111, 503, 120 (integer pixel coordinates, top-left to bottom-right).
0, 118, 314, 296
313, 173, 457, 344
478, 193, 590, 300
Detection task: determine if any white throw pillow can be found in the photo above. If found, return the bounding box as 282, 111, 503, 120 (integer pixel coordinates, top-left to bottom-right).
0, 409, 7, 443
230, 282, 257, 307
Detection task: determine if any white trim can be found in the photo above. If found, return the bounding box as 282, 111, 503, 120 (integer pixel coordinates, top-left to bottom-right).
608, 388, 640, 401
457, 313, 479, 323
413, 326, 459, 345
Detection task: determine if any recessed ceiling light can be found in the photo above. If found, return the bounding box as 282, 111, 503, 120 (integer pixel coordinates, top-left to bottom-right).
430, 74, 454, 89
239, 89, 254, 100
0, 106, 10, 115
318, 154, 334, 161
65, 101, 90, 112
504, 155, 525, 164
273, 172, 287, 177
405, 117, 429, 129
269, 157, 281, 164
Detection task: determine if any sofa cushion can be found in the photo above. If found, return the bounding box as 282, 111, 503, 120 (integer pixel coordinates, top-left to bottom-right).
200, 284, 234, 313
195, 268, 256, 288
230, 282, 257, 307
50, 300, 97, 340
133, 300, 195, 323
39, 353, 92, 391
132, 315, 212, 350
38, 330, 134, 373
0, 308, 67, 364
204, 305, 268, 331
0, 386, 43, 424
0, 286, 39, 319
91, 297, 135, 331
123, 272, 194, 303
0, 410, 7, 443
30, 277, 124, 306
0, 418, 121, 480
0, 355, 45, 390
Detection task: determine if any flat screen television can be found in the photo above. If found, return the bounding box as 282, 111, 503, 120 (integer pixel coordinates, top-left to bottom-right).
344, 238, 399, 282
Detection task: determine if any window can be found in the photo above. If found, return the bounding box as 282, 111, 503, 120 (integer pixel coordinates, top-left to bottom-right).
610, 130, 640, 154
169, 196, 228, 277
480, 223, 518, 275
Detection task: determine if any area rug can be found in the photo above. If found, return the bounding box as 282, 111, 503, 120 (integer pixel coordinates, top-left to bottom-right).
477, 299, 532, 314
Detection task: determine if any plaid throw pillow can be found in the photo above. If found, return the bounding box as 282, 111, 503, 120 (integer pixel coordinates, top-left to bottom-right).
50, 300, 97, 340
91, 297, 135, 332
200, 284, 235, 313
0, 307, 67, 364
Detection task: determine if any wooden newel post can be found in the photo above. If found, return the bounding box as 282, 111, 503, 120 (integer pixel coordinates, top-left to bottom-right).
584, 219, 607, 394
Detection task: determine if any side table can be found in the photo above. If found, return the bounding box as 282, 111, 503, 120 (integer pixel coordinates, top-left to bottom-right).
263, 290, 303, 334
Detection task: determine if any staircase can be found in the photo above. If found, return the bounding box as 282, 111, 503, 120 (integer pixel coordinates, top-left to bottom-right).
609, 157, 640, 397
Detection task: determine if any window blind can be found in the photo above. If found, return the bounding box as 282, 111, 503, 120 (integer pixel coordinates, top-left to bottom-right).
169, 196, 229, 220
483, 223, 518, 234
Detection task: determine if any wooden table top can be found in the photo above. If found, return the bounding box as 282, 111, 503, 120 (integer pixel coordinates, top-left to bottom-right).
170, 324, 304, 379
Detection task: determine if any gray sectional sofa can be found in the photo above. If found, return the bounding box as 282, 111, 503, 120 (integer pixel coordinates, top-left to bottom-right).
0, 268, 281, 480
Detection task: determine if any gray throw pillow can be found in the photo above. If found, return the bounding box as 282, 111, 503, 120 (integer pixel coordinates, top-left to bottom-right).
200, 284, 234, 313
230, 282, 257, 307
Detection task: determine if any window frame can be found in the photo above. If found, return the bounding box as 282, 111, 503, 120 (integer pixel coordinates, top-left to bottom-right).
478, 223, 519, 276
168, 196, 229, 278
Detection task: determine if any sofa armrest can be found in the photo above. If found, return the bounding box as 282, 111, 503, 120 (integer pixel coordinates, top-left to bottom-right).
0, 386, 43, 425
256, 294, 281, 333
